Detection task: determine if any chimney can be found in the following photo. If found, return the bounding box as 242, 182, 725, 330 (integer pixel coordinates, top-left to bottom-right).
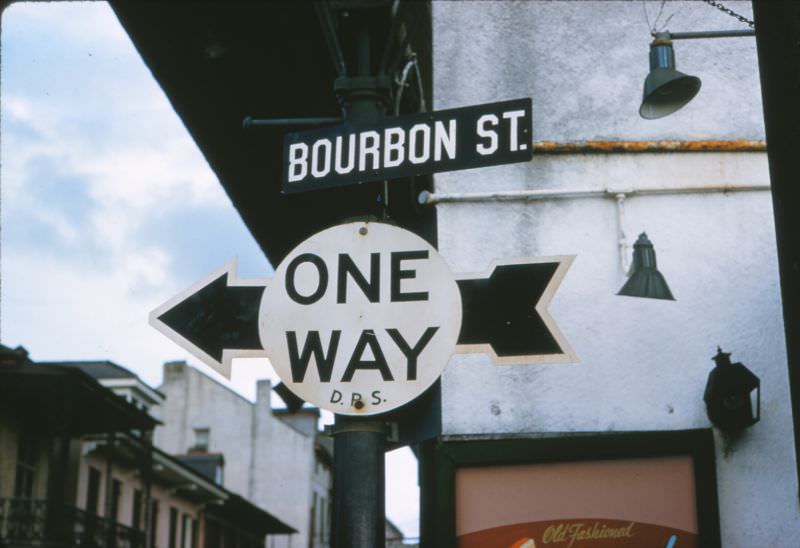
164, 360, 188, 381
256, 379, 272, 408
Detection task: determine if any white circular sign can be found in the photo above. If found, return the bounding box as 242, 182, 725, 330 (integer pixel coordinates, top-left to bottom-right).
259, 222, 462, 416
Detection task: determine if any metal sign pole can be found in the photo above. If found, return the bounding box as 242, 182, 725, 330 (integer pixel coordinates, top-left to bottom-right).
332, 417, 386, 547
331, 21, 388, 548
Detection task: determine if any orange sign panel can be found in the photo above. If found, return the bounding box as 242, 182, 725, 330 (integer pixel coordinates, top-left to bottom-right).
456, 457, 698, 548
459, 519, 695, 548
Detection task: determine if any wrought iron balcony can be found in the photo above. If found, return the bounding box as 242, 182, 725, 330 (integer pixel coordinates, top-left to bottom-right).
0, 498, 46, 545
0, 497, 145, 548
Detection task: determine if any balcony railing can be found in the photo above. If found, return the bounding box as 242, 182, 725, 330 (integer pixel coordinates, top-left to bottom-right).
0, 498, 47, 544
0, 498, 145, 548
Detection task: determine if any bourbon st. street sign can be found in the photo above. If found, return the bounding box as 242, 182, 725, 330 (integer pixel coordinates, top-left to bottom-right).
282, 98, 533, 193
150, 222, 575, 416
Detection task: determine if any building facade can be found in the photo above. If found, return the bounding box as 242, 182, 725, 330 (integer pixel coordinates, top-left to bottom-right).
154, 361, 332, 548
420, 1, 799, 547
1, 346, 294, 548
0, 345, 158, 547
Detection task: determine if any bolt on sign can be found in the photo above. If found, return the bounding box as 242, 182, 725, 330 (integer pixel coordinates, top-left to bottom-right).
282, 98, 533, 193
150, 222, 575, 416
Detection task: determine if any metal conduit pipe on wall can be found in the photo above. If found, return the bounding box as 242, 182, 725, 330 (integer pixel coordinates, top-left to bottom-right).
419, 183, 771, 272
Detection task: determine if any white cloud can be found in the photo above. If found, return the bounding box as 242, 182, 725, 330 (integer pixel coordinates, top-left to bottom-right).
3, 248, 175, 384
1, 1, 250, 374
4, 2, 132, 52
3, 94, 34, 121
83, 139, 222, 210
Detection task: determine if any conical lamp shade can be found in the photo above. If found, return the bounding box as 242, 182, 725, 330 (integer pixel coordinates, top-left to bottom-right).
640, 69, 701, 119
639, 36, 701, 120
617, 233, 675, 300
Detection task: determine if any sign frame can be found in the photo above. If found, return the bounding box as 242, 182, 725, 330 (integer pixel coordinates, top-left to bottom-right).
420, 429, 722, 548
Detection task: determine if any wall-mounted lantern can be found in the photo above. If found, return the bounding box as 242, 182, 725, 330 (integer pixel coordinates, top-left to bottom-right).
638, 28, 754, 119
704, 347, 760, 431
639, 33, 701, 119
638, 0, 756, 118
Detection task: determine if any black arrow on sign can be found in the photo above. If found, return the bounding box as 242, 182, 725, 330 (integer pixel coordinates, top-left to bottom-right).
455, 256, 575, 364
149, 261, 268, 378
150, 257, 575, 379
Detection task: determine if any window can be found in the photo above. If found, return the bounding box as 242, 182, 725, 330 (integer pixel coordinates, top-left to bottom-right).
192, 428, 209, 451
168, 506, 178, 548
204, 518, 220, 548
13, 437, 37, 498
132, 489, 143, 531
325, 491, 333, 547
150, 500, 159, 546
309, 493, 317, 548
191, 519, 198, 548
86, 466, 102, 515
320, 497, 328, 544
180, 513, 190, 548
109, 479, 122, 521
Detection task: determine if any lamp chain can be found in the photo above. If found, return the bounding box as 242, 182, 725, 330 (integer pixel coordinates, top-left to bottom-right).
702, 0, 755, 28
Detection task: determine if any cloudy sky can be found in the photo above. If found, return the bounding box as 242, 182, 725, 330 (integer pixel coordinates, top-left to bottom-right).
1, 1, 418, 538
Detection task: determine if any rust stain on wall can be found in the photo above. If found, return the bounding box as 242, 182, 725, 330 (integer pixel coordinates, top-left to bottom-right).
532, 140, 766, 154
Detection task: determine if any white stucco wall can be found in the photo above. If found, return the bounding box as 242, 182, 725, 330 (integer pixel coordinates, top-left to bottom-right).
434, 0, 764, 141
154, 362, 318, 548
153, 362, 256, 495
433, 2, 799, 546
251, 379, 316, 548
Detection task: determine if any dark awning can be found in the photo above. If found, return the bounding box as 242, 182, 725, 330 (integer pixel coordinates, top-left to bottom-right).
0, 351, 159, 435
85, 435, 229, 504
108, 1, 434, 264
208, 493, 297, 536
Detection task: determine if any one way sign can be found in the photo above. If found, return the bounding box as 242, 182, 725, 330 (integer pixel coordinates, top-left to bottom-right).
150, 222, 575, 415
